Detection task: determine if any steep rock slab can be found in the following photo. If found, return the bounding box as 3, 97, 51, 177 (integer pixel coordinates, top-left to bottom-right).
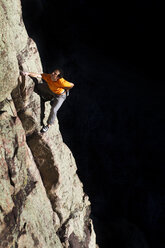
0, 0, 97, 247
0, 0, 28, 102
27, 128, 96, 247
12, 38, 42, 136
0, 110, 62, 248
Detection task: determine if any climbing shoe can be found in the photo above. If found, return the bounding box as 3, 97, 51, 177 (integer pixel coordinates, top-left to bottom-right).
40, 125, 49, 133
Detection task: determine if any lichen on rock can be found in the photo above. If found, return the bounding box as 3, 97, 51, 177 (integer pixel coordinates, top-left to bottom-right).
0, 0, 97, 247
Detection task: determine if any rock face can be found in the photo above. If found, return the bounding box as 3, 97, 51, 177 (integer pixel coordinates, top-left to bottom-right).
0, 0, 97, 247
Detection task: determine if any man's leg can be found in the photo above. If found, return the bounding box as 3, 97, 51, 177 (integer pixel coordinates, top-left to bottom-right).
33, 81, 55, 126
40, 98, 46, 126
47, 94, 66, 125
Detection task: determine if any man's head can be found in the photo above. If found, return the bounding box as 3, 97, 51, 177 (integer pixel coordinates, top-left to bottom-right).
51, 69, 63, 81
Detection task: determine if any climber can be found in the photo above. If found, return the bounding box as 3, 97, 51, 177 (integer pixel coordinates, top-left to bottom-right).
22, 69, 74, 133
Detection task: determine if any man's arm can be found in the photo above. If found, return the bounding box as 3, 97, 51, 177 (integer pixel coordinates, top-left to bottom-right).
60, 78, 74, 90
63, 83, 74, 90
21, 71, 42, 78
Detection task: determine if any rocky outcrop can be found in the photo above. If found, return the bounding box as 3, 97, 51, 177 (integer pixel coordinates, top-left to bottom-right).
0, 0, 97, 247
0, 111, 63, 248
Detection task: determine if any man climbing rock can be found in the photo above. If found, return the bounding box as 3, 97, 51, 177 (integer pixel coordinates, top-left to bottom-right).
22, 69, 74, 133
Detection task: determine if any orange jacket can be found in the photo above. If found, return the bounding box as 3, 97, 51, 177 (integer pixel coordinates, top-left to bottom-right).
41, 73, 72, 95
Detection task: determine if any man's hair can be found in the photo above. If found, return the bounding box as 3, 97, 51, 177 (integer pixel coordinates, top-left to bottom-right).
53, 68, 64, 78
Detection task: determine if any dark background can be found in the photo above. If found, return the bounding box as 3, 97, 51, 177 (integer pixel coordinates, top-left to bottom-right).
21, 1, 165, 247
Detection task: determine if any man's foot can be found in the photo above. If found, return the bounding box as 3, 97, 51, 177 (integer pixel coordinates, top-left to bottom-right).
40, 125, 49, 133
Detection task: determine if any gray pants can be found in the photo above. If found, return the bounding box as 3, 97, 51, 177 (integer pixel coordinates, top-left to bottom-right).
36, 81, 66, 125
47, 94, 66, 125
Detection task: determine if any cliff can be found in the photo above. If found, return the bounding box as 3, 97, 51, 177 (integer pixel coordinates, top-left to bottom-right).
0, 0, 97, 247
